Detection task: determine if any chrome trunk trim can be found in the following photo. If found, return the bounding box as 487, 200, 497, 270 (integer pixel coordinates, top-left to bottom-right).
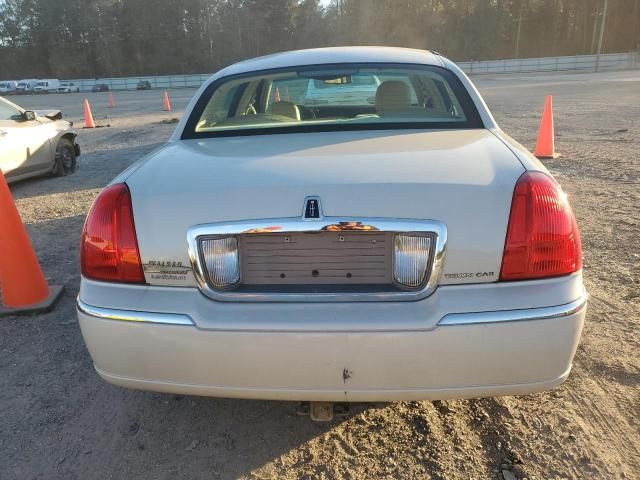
438, 292, 588, 326
187, 217, 447, 302
77, 299, 195, 326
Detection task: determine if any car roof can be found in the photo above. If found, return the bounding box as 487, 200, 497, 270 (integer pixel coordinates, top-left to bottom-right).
217, 47, 443, 78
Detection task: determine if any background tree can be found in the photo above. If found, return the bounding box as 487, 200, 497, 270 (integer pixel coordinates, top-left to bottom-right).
0, 0, 638, 79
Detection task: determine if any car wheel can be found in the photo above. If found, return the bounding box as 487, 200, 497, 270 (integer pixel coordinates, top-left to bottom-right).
54, 138, 77, 176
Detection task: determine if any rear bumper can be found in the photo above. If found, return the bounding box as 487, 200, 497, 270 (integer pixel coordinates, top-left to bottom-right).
77, 291, 587, 402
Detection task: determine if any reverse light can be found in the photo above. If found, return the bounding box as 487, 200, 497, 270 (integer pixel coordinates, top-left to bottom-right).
81, 183, 145, 283
393, 234, 432, 288
500, 171, 582, 281
200, 237, 240, 289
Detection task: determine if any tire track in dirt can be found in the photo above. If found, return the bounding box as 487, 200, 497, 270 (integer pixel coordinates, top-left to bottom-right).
247, 401, 500, 479
565, 363, 640, 477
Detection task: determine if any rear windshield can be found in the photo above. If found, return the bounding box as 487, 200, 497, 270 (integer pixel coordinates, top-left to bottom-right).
185, 64, 482, 138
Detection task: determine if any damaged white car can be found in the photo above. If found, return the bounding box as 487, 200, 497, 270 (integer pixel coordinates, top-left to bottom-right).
78, 47, 586, 415
0, 96, 79, 183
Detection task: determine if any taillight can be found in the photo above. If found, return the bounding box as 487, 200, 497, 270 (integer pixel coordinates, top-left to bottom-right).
500, 171, 582, 281
81, 183, 145, 283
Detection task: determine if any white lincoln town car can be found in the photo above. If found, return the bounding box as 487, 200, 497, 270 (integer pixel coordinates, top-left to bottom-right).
78, 47, 586, 406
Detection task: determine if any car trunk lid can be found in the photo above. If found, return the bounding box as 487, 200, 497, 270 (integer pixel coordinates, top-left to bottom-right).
125, 129, 524, 288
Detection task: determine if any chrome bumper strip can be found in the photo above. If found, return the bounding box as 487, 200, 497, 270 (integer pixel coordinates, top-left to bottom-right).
78, 292, 587, 329
438, 292, 588, 326
77, 299, 195, 326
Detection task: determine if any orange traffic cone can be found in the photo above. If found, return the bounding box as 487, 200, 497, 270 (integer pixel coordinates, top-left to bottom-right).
0, 171, 63, 314
163, 90, 171, 111
108, 91, 115, 108
274, 87, 281, 103
534, 95, 557, 159
83, 98, 95, 128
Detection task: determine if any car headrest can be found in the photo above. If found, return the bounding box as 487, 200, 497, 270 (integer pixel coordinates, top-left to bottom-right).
271, 101, 301, 121
375, 81, 411, 116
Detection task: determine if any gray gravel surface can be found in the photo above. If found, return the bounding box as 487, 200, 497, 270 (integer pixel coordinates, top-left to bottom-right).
1, 70, 638, 479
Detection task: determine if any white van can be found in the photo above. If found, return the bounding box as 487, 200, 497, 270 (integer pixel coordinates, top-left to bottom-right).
16, 79, 39, 94
0, 81, 17, 95
34, 79, 61, 93
303, 74, 381, 106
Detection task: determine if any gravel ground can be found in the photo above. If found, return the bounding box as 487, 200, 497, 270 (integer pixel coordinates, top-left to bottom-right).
1, 70, 639, 479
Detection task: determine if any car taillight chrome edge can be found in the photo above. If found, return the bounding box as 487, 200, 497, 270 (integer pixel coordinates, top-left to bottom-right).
187, 217, 447, 302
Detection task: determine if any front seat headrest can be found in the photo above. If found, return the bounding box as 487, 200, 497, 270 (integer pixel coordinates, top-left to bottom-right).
375, 81, 411, 116
271, 101, 301, 121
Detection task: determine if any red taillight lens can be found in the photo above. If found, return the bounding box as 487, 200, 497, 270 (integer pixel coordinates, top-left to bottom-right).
500, 172, 582, 281
81, 183, 145, 283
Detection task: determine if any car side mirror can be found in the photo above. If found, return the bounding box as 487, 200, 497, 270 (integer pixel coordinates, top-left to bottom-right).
22, 111, 36, 121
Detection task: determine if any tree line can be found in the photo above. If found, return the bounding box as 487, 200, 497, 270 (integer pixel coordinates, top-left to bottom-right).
0, 0, 638, 79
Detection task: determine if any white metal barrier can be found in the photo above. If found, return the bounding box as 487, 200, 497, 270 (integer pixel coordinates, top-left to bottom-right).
71, 74, 211, 92
67, 51, 639, 92
457, 52, 638, 75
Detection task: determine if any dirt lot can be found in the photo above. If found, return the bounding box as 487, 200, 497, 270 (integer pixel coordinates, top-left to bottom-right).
1, 71, 639, 479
